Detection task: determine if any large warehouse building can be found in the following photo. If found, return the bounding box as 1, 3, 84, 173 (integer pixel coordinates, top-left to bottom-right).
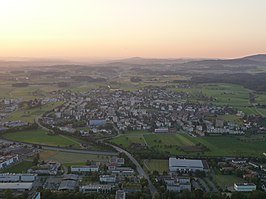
0, 183, 33, 191
169, 158, 208, 173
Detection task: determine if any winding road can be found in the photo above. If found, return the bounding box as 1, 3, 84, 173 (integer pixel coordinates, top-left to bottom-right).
4, 113, 157, 197
106, 143, 158, 197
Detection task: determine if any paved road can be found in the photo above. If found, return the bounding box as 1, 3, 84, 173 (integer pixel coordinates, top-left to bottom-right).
205, 178, 219, 192
35, 114, 54, 133
0, 138, 118, 156
198, 178, 210, 192
107, 143, 157, 198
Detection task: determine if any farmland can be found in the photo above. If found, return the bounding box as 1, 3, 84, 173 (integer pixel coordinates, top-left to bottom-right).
214, 175, 246, 190
143, 159, 169, 174
2, 129, 83, 148
0, 161, 33, 173
3, 101, 63, 123
111, 132, 266, 157
39, 150, 112, 165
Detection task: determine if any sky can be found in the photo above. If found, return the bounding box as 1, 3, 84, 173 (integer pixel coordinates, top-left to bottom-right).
0, 0, 266, 59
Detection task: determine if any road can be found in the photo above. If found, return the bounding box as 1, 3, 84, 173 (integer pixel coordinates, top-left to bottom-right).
107, 143, 158, 198
0, 138, 118, 156
35, 114, 54, 133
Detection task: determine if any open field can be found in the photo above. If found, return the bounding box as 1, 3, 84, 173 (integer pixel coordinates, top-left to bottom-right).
111, 135, 146, 148
214, 175, 246, 190
2, 129, 82, 148
143, 159, 168, 174
3, 101, 64, 123
39, 150, 112, 164
111, 132, 266, 157
172, 83, 266, 117
0, 161, 33, 173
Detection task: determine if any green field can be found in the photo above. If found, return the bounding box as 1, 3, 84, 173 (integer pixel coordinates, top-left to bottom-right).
111, 134, 147, 148
111, 132, 266, 157
172, 83, 266, 117
40, 150, 112, 164
3, 101, 64, 123
0, 161, 33, 173
214, 175, 246, 190
143, 159, 168, 174
2, 129, 82, 148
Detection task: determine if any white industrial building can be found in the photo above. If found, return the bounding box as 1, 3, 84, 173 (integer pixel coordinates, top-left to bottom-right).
234, 183, 256, 192
169, 158, 208, 173
99, 175, 116, 183
0, 173, 36, 182
165, 177, 191, 192
0, 155, 19, 169
71, 165, 99, 173
80, 184, 113, 193
111, 167, 134, 176
0, 182, 33, 191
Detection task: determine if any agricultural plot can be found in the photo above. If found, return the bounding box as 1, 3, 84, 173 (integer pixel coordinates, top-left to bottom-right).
111, 134, 147, 148
195, 135, 266, 157
143, 159, 168, 174
111, 132, 266, 157
200, 83, 251, 107
3, 101, 64, 123
40, 150, 111, 164
214, 175, 246, 190
2, 129, 82, 148
0, 161, 33, 173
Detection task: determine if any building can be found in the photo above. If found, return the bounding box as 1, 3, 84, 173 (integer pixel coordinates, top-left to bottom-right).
232, 159, 247, 164
169, 158, 208, 173
165, 177, 191, 192
29, 192, 41, 199
80, 184, 113, 193
0, 182, 33, 191
154, 128, 169, 133
0, 155, 19, 169
28, 161, 60, 175
58, 180, 77, 192
99, 175, 116, 183
89, 119, 106, 127
115, 190, 126, 199
71, 165, 99, 173
110, 157, 125, 166
234, 183, 256, 192
111, 167, 134, 176
58, 174, 79, 192
0, 173, 36, 182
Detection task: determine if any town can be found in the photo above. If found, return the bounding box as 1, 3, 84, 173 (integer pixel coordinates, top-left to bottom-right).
0, 84, 265, 199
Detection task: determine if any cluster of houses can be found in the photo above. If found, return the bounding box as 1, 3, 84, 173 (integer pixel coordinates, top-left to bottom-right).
218, 158, 266, 191
42, 88, 251, 137
0, 155, 136, 199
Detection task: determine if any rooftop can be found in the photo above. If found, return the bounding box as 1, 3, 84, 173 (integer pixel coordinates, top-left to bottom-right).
169, 158, 203, 168
0, 183, 33, 189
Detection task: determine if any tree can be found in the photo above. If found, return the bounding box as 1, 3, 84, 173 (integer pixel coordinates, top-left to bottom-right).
4, 189, 13, 199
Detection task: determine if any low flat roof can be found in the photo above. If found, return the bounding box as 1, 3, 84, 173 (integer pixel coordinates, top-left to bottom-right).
58, 180, 77, 190
169, 158, 203, 168
234, 183, 256, 186
0, 183, 33, 189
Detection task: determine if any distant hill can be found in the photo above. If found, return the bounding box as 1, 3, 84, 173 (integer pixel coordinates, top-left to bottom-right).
111, 57, 201, 65
182, 54, 266, 68
242, 54, 266, 63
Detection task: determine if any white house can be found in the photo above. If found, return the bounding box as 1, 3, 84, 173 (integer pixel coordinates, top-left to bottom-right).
99, 175, 116, 183
71, 165, 99, 173
234, 183, 256, 192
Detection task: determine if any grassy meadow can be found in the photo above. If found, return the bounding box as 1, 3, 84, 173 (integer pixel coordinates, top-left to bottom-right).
2, 129, 82, 148
111, 132, 266, 157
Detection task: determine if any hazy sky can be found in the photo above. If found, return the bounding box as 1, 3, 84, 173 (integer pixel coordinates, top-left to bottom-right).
0, 0, 265, 59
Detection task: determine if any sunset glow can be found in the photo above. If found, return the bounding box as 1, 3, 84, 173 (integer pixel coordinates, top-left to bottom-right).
0, 0, 265, 59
